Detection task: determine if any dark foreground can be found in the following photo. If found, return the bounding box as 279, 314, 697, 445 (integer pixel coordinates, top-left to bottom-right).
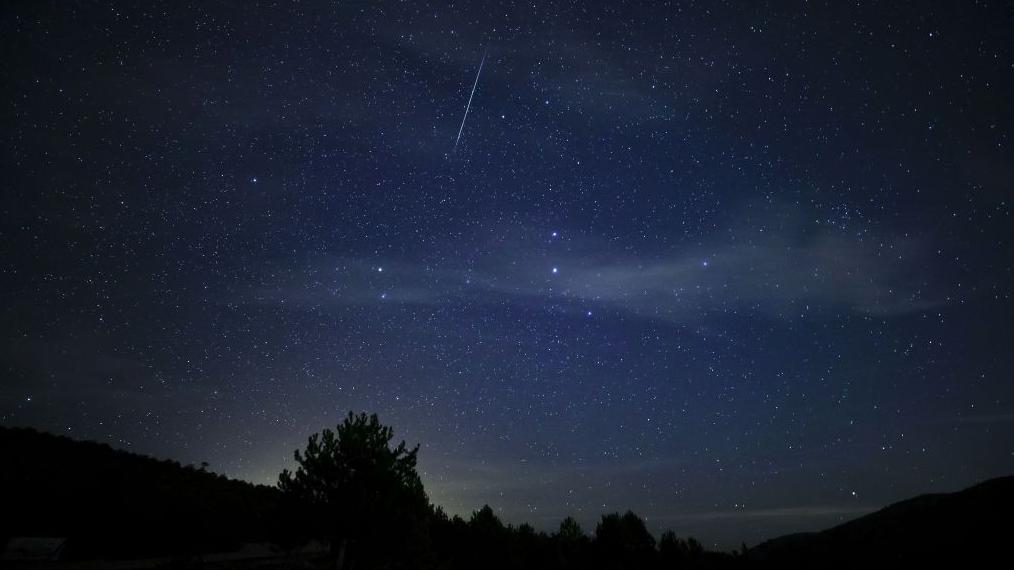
3, 427, 1012, 569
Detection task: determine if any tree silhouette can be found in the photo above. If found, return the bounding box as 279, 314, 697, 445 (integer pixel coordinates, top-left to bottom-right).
594, 511, 657, 569
278, 412, 430, 569
469, 504, 507, 537
555, 516, 590, 569
659, 529, 707, 567
557, 516, 586, 542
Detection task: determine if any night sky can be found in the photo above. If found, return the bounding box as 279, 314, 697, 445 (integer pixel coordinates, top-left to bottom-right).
2, 0, 1013, 549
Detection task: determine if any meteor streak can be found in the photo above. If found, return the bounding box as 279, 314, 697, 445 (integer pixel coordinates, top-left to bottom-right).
453, 51, 486, 152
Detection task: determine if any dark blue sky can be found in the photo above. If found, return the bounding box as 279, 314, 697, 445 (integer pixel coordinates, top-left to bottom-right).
2, 0, 1012, 549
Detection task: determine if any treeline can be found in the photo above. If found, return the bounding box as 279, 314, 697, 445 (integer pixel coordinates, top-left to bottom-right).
426, 506, 735, 570
0, 423, 735, 568
6, 421, 1011, 569
273, 412, 734, 569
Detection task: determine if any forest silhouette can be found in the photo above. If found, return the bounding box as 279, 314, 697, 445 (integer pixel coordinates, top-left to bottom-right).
2, 415, 1012, 569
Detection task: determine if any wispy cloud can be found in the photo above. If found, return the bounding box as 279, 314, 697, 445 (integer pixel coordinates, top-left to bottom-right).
485, 231, 942, 319
241, 204, 946, 323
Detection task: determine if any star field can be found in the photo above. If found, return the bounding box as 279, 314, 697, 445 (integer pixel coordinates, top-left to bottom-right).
2, 0, 1012, 549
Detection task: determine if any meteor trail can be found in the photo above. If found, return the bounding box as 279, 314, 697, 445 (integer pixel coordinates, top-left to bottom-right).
453, 51, 486, 152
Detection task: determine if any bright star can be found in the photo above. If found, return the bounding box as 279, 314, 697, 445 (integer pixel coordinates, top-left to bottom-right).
552, 267, 559, 274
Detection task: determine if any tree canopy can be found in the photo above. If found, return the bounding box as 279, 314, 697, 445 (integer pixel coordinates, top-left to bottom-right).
278, 412, 430, 568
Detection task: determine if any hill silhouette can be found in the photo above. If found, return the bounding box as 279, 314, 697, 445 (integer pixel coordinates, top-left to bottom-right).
746, 475, 1014, 568
0, 426, 300, 560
